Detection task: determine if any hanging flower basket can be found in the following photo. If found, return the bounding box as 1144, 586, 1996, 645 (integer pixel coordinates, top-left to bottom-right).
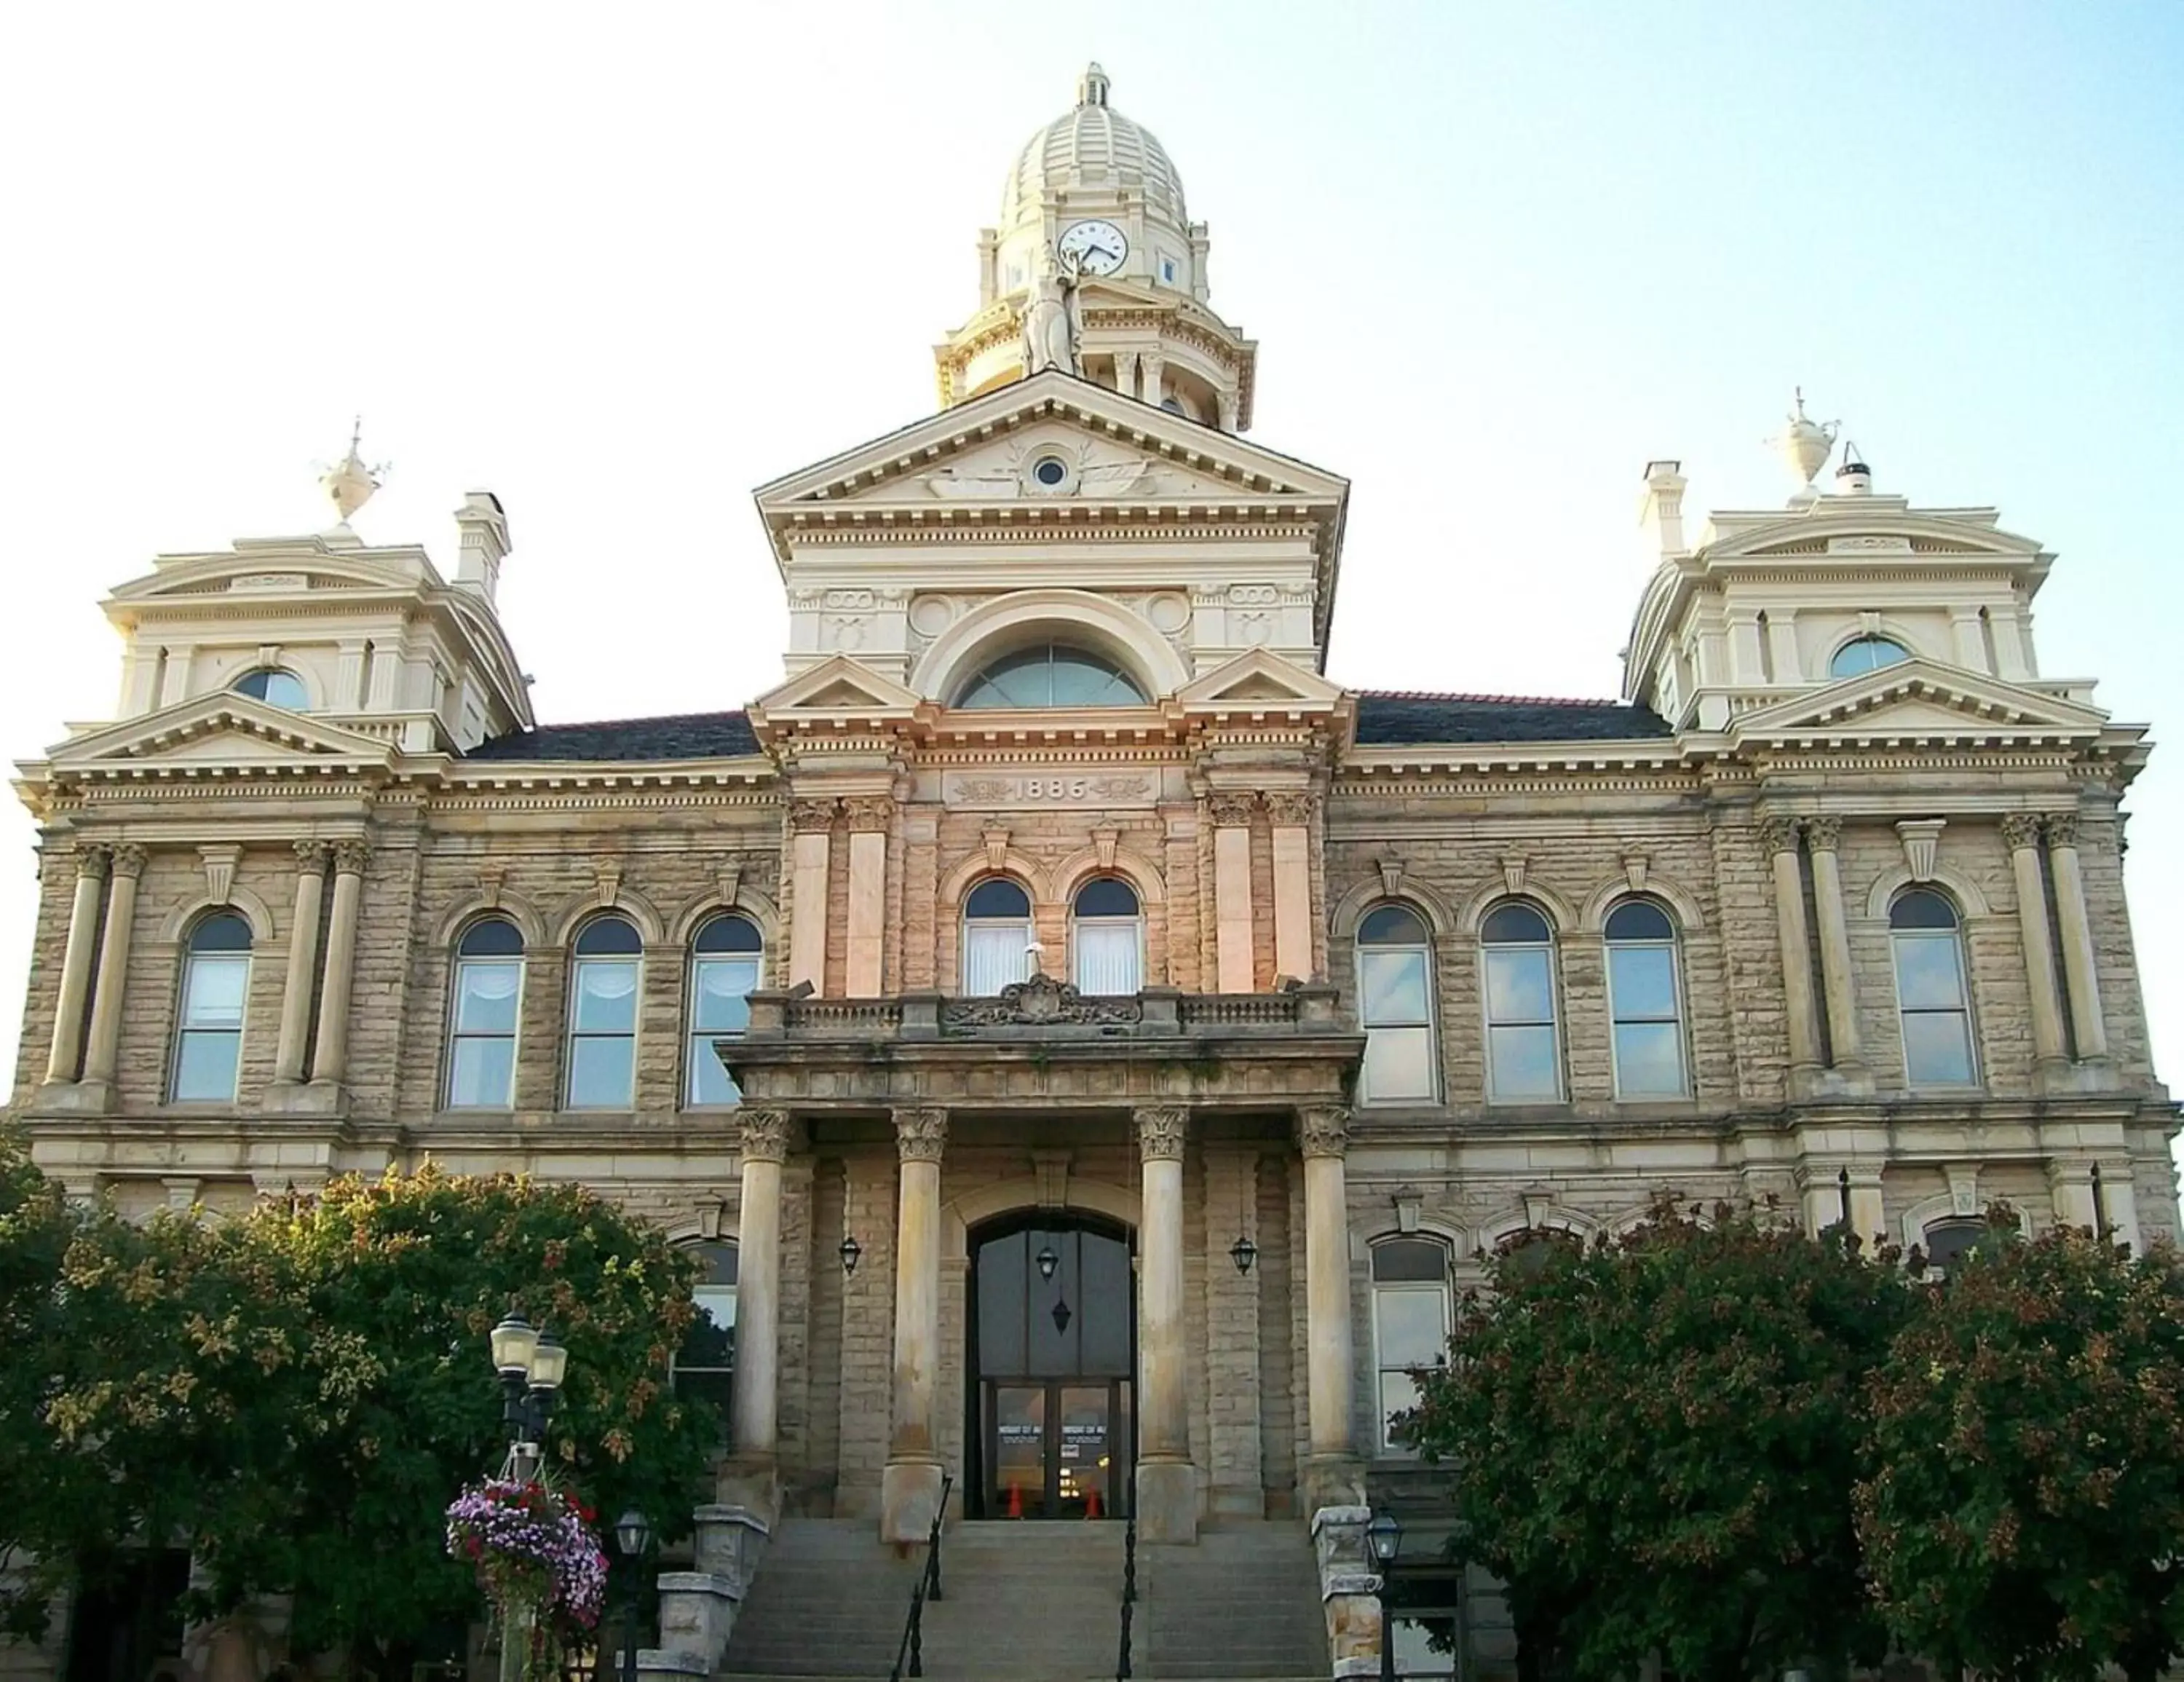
446, 1476, 609, 1651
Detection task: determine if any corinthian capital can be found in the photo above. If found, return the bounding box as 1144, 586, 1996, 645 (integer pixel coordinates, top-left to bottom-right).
292, 839, 333, 873
737, 1106, 791, 1164
2000, 813, 2043, 853
841, 796, 896, 834
73, 843, 113, 883
108, 843, 149, 881
1260, 791, 1320, 828
893, 1105, 948, 1163
1755, 815, 1803, 857
1206, 793, 1258, 828
1802, 816, 1842, 853
1297, 1104, 1351, 1159
331, 840, 373, 877
788, 798, 839, 834
2042, 812, 2080, 850
1133, 1105, 1188, 1162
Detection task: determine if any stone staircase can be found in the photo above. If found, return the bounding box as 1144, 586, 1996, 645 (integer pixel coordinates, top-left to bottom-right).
1141, 1522, 1329, 1681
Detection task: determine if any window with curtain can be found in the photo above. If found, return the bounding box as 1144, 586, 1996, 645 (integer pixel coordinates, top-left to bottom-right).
673, 1241, 738, 1446
1070, 877, 1142, 993
1356, 903, 1437, 1103
1481, 901, 1562, 1101
1372, 1238, 1451, 1450
962, 877, 1034, 995
1891, 888, 1977, 1086
1604, 898, 1688, 1098
172, 912, 253, 1102
688, 912, 763, 1107
566, 916, 641, 1109
448, 915, 525, 1109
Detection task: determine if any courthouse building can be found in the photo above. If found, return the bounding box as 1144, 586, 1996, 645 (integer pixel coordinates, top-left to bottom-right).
9, 63, 2178, 1682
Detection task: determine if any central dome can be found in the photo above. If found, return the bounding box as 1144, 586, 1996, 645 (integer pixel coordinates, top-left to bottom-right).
1000, 65, 1187, 230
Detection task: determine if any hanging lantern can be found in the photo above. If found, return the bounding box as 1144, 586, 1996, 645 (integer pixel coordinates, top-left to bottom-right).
1035, 1242, 1060, 1282
839, 1233, 863, 1277
1051, 1298, 1073, 1333
1230, 1233, 1259, 1276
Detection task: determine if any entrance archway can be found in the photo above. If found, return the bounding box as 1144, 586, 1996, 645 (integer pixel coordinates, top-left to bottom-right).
966, 1210, 1135, 1519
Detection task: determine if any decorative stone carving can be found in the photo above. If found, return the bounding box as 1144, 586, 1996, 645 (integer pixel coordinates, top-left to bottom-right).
1297, 1104, 1350, 1160
1134, 1105, 1188, 1161
1897, 819, 1947, 881
893, 1105, 948, 1163
590, 855, 624, 907
842, 797, 895, 834
941, 973, 1143, 1030
331, 840, 372, 877
1091, 826, 1119, 870
983, 827, 1010, 872
110, 844, 149, 883
737, 1107, 791, 1163
1375, 858, 1404, 899
2043, 812, 2080, 850
292, 840, 331, 874
477, 862, 507, 908
945, 773, 1158, 810
1999, 813, 2042, 853
1944, 1161, 1981, 1217
1621, 853, 1649, 894
71, 843, 113, 883
1803, 816, 1843, 853
1032, 1150, 1072, 1211
1500, 854, 1529, 896
1206, 793, 1257, 828
1262, 791, 1318, 827
199, 844, 241, 904
1757, 815, 1803, 856
715, 857, 744, 909
788, 798, 839, 834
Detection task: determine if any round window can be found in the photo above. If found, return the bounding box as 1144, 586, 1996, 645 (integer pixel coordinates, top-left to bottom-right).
1032, 456, 1068, 487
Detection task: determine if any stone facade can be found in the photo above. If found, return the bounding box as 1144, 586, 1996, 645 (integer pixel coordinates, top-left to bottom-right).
7, 63, 2179, 1682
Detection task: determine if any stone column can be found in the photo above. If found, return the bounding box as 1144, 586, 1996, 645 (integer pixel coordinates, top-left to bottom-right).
80, 845, 148, 1092
842, 797, 892, 998
1115, 350, 1140, 400
1141, 352, 1165, 407
2001, 815, 2068, 1074
730, 1107, 790, 1466
1264, 792, 1316, 984
1299, 1104, 1359, 1509
1802, 818, 1866, 1081
1208, 792, 1257, 993
1134, 1104, 1196, 1541
309, 842, 371, 1088
272, 843, 330, 1083
1726, 606, 1766, 684
44, 843, 111, 1085
1765, 611, 1803, 683
1760, 818, 1823, 1080
2043, 814, 2109, 1063
1949, 606, 1989, 671
787, 799, 834, 993
2047, 1159, 2100, 1234
882, 1105, 947, 1543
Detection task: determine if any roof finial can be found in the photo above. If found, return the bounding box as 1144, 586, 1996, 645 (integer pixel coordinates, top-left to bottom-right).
1765, 387, 1838, 505
1078, 63, 1110, 108
318, 416, 389, 524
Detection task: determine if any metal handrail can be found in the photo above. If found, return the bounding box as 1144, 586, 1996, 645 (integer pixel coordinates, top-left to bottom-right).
887, 1473, 954, 1681
1115, 1512, 1137, 1681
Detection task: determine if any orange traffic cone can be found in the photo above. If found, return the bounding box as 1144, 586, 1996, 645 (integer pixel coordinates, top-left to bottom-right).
1083, 1486, 1102, 1520
1007, 1481, 1024, 1519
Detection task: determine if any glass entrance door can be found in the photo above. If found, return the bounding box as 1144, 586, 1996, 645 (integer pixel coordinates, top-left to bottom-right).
985, 1379, 1130, 1518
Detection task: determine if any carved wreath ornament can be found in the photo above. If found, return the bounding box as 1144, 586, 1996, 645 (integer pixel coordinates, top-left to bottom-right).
941, 971, 1143, 1030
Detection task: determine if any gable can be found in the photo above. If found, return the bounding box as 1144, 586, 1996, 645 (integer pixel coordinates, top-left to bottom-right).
31, 694, 400, 779
1728, 659, 2109, 748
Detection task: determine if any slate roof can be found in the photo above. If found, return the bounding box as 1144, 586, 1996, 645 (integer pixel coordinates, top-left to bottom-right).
464, 710, 759, 762
1354, 691, 1671, 745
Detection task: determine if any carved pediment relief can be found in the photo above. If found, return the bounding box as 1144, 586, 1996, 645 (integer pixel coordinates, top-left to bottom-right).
914, 430, 1231, 504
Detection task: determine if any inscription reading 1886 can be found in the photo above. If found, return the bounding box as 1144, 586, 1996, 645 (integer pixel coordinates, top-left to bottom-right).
943, 770, 1158, 810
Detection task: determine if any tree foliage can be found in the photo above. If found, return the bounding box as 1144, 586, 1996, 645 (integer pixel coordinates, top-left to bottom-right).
1856, 1225, 2184, 1682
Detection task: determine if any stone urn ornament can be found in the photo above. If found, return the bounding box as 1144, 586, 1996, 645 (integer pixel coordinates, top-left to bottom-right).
1768, 388, 1838, 502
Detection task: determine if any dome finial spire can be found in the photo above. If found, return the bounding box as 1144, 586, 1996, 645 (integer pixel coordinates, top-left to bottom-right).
1078, 62, 1109, 107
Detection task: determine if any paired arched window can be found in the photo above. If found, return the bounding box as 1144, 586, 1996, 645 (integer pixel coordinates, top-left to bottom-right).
689, 913, 764, 1107
1481, 901, 1562, 1101
954, 644, 1149, 709
1356, 903, 1437, 1103
448, 916, 525, 1109
1071, 877, 1142, 994
1891, 888, 1976, 1086
566, 916, 642, 1109
172, 912, 252, 1102
1370, 1237, 1451, 1450
673, 1241, 739, 1445
232, 668, 309, 709
962, 877, 1035, 995
1829, 635, 1911, 679
1604, 899, 1688, 1098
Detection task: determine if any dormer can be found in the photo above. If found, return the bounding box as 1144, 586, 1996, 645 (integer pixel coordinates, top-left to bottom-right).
94, 496, 532, 755
1622, 452, 2084, 733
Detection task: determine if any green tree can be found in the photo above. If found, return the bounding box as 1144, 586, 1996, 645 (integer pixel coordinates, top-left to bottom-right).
1857, 1226, 2184, 1682
1401, 1207, 1912, 1682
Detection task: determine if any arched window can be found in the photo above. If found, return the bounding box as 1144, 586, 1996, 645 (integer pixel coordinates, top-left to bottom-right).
566, 916, 641, 1110
689, 913, 764, 1107
673, 1241, 738, 1445
1891, 888, 1976, 1086
1481, 901, 1562, 1101
232, 668, 309, 709
1356, 903, 1437, 1103
171, 912, 252, 1102
448, 915, 524, 1109
1371, 1238, 1451, 1450
1829, 635, 1912, 679
1071, 877, 1142, 994
954, 644, 1149, 709
962, 877, 1034, 995
1604, 898, 1688, 1098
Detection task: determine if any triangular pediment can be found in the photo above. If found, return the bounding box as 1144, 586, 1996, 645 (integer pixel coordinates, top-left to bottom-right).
1729, 658, 2109, 746
35, 694, 401, 775
1174, 648, 1346, 714
751, 654, 924, 719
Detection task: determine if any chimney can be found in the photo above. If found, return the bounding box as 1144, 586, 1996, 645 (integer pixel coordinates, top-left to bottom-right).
1637, 459, 1688, 561
454, 491, 510, 603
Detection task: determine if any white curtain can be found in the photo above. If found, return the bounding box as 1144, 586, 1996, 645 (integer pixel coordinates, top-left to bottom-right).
1072, 920, 1142, 994
963, 921, 1032, 995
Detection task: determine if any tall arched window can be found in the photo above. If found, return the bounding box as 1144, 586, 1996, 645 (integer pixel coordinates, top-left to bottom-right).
1071, 877, 1142, 994
1371, 1238, 1451, 1450
962, 877, 1034, 995
954, 644, 1149, 708
448, 915, 525, 1109
689, 912, 764, 1107
566, 916, 641, 1110
1891, 888, 1976, 1086
1356, 903, 1437, 1103
673, 1241, 738, 1445
171, 912, 253, 1102
1829, 635, 1911, 679
1481, 901, 1562, 1101
1604, 898, 1688, 1098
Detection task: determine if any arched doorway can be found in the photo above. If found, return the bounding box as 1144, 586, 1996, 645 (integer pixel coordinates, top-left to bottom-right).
966, 1211, 1134, 1518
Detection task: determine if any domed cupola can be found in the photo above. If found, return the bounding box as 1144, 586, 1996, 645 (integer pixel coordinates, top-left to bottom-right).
1000, 63, 1187, 233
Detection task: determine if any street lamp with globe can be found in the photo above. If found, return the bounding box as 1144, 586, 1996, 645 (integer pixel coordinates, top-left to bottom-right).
1366, 1508, 1404, 1682
614, 1509, 653, 1682
488, 1311, 569, 1483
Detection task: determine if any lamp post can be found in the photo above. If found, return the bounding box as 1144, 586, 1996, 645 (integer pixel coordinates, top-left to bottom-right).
614, 1509, 652, 1682
1366, 1507, 1404, 1682
487, 1312, 571, 1682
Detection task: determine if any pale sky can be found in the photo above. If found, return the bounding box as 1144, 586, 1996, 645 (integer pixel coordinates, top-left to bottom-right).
2, 2, 2179, 1165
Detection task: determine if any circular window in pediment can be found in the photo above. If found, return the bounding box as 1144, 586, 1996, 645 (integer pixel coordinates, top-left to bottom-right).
954, 643, 1150, 709
1032, 455, 1069, 488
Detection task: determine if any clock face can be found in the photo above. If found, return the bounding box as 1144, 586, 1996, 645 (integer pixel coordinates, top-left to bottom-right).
1058, 219, 1128, 276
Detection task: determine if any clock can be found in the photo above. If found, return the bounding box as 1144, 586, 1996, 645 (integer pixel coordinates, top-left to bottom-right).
1057, 219, 1128, 276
